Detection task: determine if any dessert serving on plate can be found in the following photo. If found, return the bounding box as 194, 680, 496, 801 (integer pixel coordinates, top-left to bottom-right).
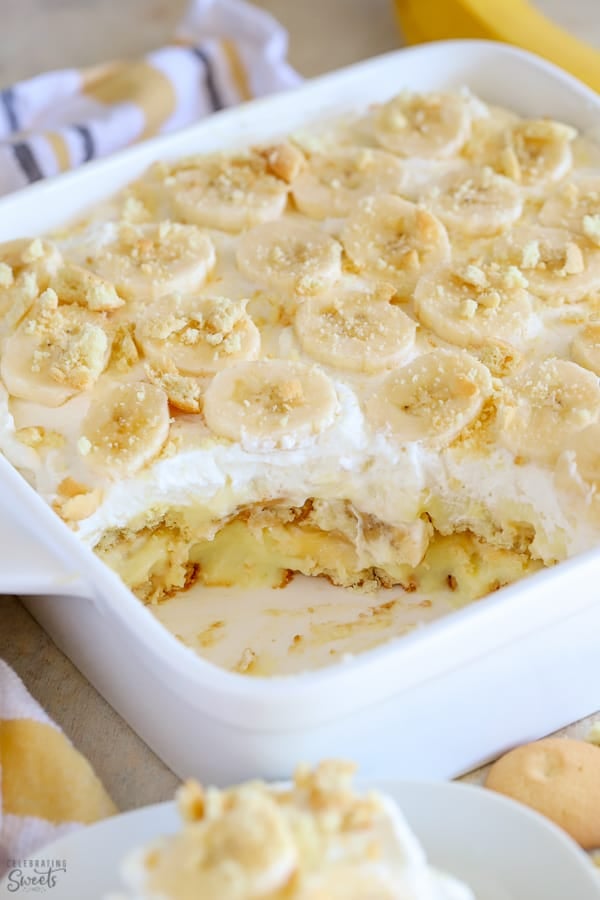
1, 87, 600, 632
109, 760, 474, 899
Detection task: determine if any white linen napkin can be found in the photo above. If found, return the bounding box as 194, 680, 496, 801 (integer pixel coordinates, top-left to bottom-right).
0, 659, 116, 879
0, 0, 300, 196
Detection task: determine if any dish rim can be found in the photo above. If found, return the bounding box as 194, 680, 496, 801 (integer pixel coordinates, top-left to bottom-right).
1, 38, 600, 723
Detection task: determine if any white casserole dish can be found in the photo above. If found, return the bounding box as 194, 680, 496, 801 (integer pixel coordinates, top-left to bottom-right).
1, 39, 600, 786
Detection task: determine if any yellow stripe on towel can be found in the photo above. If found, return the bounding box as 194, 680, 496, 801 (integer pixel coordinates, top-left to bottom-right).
83, 61, 177, 139
44, 131, 71, 172
1, 718, 116, 824
221, 40, 252, 101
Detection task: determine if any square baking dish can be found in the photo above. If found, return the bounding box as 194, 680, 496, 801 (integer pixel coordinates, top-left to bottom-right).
1, 39, 600, 786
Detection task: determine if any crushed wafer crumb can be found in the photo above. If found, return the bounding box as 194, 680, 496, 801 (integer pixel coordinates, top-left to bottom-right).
22, 238, 45, 263
260, 142, 304, 183
521, 240, 540, 269
561, 241, 585, 276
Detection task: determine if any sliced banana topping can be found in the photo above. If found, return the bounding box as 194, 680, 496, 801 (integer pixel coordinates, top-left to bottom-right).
540, 175, 600, 235
291, 147, 407, 219
365, 348, 492, 445
388, 158, 469, 203
341, 195, 450, 293
373, 91, 471, 159
156, 146, 300, 232
498, 358, 600, 464
236, 220, 342, 295
87, 222, 216, 301
571, 323, 600, 375
423, 166, 523, 236
0, 268, 40, 337
4, 87, 600, 580
0, 257, 122, 339
136, 295, 260, 376
414, 262, 534, 349
1, 290, 111, 406
492, 226, 600, 303
294, 286, 416, 373
497, 119, 576, 186
203, 360, 338, 449
81, 381, 170, 477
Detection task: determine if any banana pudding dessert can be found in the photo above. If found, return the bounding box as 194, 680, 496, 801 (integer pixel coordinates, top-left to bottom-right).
1, 88, 600, 629
109, 760, 474, 900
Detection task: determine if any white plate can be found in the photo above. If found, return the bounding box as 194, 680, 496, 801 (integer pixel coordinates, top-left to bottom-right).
1, 781, 597, 899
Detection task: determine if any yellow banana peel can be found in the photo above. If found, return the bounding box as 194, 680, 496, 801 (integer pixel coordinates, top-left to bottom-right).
394, 0, 600, 93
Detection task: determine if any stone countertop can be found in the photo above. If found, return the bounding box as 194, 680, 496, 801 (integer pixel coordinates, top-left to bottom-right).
1, 0, 599, 812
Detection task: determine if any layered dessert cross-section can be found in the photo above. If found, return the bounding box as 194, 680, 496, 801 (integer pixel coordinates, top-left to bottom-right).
1, 88, 600, 622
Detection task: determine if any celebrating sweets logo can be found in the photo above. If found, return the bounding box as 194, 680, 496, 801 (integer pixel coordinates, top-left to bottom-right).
4, 859, 67, 893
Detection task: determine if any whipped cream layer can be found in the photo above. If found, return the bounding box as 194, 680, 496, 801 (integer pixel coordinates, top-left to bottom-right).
0, 364, 594, 566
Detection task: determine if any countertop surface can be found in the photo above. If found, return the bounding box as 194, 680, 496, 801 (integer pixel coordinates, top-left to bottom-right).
1, 0, 599, 812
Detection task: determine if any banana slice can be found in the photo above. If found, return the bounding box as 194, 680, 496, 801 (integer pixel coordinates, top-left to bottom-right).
389, 158, 470, 202
87, 222, 215, 301
373, 91, 471, 159
0, 269, 40, 337
561, 423, 600, 485
492, 226, 600, 304
423, 166, 523, 237
497, 119, 576, 186
413, 262, 534, 349
155, 146, 301, 232
203, 360, 338, 449
540, 175, 600, 235
341, 195, 450, 293
571, 323, 600, 375
291, 147, 407, 219
1, 290, 111, 406
235, 221, 342, 295
365, 348, 492, 445
294, 286, 416, 373
498, 358, 600, 464
136, 295, 260, 375
81, 381, 170, 477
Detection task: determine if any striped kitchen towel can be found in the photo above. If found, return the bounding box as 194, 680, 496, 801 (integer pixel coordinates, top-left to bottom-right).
0, 0, 300, 196
0, 659, 116, 877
